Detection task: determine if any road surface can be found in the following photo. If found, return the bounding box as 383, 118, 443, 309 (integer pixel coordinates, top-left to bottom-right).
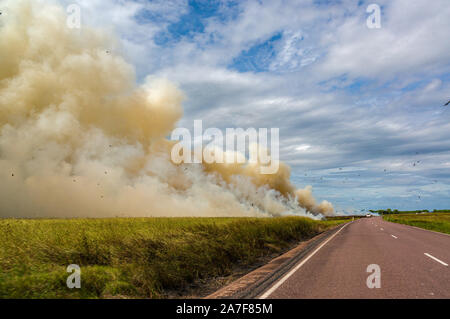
260, 216, 450, 298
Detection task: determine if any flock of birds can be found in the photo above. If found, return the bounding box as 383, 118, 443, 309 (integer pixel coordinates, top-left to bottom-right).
301, 100, 450, 210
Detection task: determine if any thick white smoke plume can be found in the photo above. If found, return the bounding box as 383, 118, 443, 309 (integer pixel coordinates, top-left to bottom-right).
0, 0, 334, 218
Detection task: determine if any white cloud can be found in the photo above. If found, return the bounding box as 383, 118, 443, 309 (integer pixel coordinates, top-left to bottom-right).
295, 144, 311, 151
317, 0, 450, 80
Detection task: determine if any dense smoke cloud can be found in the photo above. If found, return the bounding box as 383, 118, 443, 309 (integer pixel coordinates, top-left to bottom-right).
0, 0, 333, 218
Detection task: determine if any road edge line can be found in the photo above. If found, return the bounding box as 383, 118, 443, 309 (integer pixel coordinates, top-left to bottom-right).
410, 225, 450, 237
382, 218, 450, 237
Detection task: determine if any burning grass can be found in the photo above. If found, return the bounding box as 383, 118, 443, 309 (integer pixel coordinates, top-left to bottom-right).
0, 217, 345, 299
383, 212, 450, 235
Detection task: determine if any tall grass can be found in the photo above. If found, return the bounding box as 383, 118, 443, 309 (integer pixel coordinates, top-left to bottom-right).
383, 213, 450, 235
0, 217, 343, 299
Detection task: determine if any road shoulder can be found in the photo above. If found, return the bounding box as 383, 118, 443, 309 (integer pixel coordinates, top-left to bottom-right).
206, 222, 349, 299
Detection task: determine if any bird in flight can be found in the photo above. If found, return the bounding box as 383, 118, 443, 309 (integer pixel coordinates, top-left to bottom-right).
444, 100, 450, 106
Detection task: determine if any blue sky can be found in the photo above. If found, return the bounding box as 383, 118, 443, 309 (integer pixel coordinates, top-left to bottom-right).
59, 0, 450, 214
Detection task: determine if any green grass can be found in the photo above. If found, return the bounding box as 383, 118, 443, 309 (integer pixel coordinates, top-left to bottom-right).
0, 217, 345, 299
383, 213, 450, 235
326, 215, 363, 221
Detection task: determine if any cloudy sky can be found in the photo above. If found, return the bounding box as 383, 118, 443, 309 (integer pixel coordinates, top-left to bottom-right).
57, 0, 450, 213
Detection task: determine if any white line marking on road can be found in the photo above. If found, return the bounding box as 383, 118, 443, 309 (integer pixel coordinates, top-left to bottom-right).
391, 235, 397, 239
259, 222, 351, 299
424, 253, 448, 266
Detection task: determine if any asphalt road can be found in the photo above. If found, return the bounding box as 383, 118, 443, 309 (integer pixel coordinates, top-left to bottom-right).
260, 217, 450, 299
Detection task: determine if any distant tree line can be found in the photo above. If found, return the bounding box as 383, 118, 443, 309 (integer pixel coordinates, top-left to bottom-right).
370, 209, 450, 215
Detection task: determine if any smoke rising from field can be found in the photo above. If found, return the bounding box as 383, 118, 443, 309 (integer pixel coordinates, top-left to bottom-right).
0, 0, 334, 218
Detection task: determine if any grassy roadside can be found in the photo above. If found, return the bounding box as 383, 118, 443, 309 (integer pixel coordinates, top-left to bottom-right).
383, 213, 450, 235
0, 217, 345, 299
326, 215, 363, 221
